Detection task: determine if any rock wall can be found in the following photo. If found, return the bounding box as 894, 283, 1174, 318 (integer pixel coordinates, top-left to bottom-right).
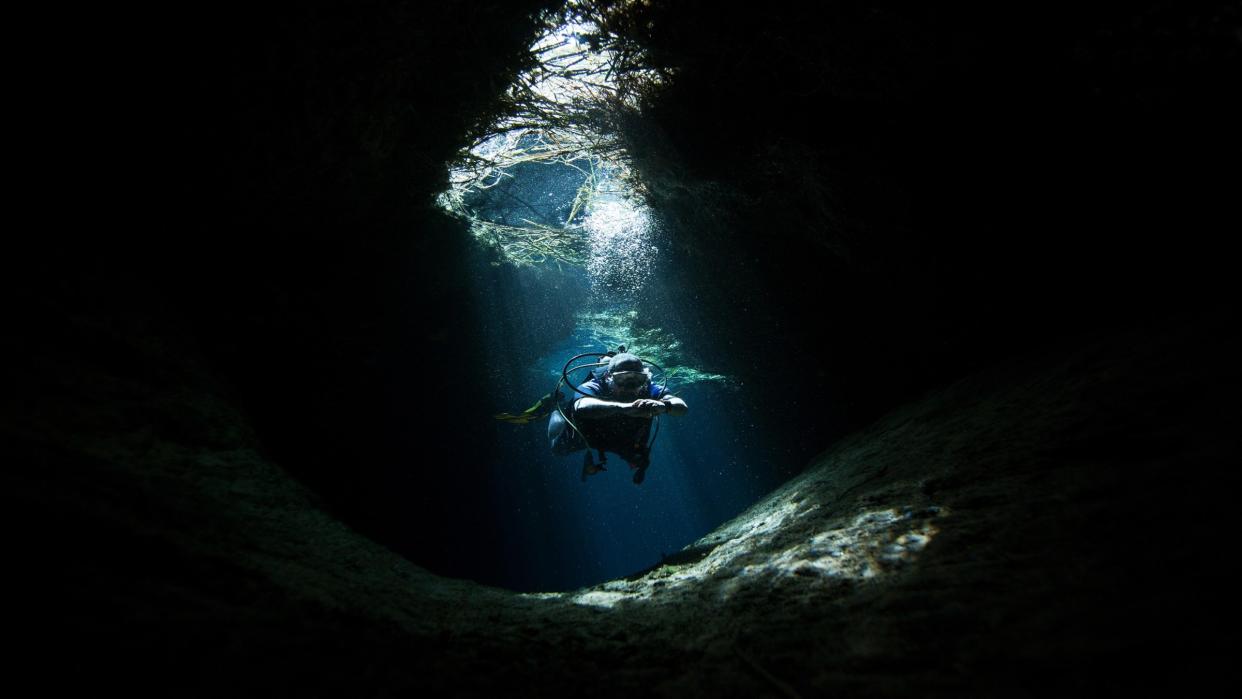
9, 1, 1237, 695
13, 308, 1231, 696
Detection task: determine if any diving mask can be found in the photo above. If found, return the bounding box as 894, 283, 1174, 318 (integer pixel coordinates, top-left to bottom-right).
609, 370, 651, 392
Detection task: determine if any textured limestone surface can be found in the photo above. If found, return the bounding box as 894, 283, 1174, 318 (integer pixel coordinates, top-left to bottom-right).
12, 2, 1235, 695
12, 312, 1231, 697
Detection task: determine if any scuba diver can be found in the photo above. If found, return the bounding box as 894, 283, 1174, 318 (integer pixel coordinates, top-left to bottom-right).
547, 350, 688, 485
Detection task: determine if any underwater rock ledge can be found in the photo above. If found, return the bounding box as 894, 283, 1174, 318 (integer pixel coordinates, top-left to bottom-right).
16, 316, 1230, 697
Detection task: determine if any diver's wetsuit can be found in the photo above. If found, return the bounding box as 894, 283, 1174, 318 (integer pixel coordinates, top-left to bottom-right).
547, 378, 669, 468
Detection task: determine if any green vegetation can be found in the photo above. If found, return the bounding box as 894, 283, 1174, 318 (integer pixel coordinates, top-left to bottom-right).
437, 2, 726, 388
437, 1, 666, 268
573, 310, 730, 390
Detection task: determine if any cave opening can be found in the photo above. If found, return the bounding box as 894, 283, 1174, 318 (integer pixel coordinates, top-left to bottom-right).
432, 4, 788, 591
13, 0, 1239, 693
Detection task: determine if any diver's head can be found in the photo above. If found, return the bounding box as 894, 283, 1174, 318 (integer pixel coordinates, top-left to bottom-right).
604, 352, 651, 398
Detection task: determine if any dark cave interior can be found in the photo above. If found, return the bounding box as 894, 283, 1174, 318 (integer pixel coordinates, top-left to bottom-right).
10, 0, 1239, 695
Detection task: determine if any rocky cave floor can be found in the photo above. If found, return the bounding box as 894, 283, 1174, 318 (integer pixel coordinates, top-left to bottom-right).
12, 311, 1234, 697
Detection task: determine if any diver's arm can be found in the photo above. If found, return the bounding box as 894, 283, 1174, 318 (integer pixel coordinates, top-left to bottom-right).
574, 397, 667, 419
661, 395, 688, 416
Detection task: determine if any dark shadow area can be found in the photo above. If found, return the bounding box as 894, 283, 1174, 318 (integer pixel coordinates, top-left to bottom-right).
613, 0, 1239, 453
8, 0, 1239, 695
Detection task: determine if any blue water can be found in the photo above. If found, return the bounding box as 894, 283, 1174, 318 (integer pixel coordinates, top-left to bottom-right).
451, 140, 787, 591
473, 293, 784, 591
